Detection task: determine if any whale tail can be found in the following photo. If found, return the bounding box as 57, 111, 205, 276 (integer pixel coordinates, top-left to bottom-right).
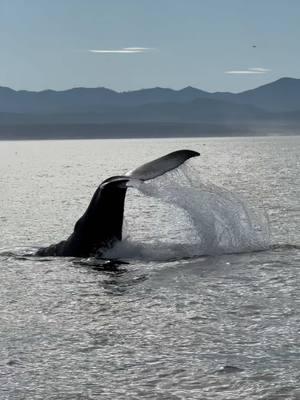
126, 149, 199, 180
36, 150, 200, 257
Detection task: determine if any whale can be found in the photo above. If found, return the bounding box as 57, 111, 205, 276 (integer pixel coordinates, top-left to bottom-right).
36, 149, 200, 257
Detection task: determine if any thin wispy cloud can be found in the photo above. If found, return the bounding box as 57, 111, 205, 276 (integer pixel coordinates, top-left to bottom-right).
225, 67, 271, 74
226, 70, 263, 74
89, 47, 154, 54
249, 67, 271, 72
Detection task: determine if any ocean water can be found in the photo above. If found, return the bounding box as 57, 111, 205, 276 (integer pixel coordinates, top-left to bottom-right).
0, 136, 299, 399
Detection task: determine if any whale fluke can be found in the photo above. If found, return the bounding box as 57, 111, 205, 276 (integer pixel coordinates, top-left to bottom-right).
36, 149, 200, 257
127, 149, 199, 181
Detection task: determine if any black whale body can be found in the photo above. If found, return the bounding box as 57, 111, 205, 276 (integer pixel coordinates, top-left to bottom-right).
36, 150, 199, 257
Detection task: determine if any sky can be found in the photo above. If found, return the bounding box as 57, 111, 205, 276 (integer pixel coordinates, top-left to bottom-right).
0, 0, 300, 92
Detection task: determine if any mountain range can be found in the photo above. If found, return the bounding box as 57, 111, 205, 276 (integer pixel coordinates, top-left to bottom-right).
0, 77, 300, 139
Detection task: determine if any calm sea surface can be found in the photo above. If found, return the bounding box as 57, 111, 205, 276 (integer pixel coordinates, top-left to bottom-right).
0, 137, 299, 399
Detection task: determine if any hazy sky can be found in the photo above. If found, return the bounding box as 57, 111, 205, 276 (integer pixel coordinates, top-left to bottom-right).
1, 0, 299, 92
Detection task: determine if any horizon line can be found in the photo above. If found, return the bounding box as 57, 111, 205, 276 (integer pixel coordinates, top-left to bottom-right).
0, 76, 296, 94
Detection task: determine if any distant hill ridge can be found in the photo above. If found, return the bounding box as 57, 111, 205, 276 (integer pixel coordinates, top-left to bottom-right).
0, 77, 300, 113
0, 77, 300, 138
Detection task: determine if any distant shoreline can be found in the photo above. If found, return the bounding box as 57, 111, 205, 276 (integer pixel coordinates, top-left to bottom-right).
1, 78, 300, 140
0, 133, 298, 141
0, 122, 298, 141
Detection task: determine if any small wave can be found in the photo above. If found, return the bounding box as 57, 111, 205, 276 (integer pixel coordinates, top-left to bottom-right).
270, 243, 300, 251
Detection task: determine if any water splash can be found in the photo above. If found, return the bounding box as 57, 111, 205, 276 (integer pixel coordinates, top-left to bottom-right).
105, 163, 270, 261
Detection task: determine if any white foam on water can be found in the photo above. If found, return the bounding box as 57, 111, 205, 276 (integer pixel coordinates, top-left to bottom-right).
105, 163, 270, 261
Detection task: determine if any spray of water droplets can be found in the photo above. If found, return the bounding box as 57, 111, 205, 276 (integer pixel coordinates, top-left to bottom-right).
105, 163, 270, 261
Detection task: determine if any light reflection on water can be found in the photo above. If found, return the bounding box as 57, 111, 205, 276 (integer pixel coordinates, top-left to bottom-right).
0, 137, 299, 399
